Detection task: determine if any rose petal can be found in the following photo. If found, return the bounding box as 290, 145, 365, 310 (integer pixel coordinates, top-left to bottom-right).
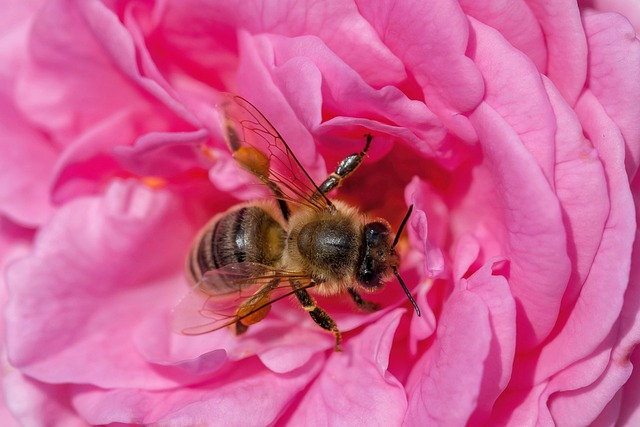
3, 370, 84, 427
405, 289, 491, 426
469, 16, 557, 181
583, 11, 640, 178
459, 0, 547, 71
618, 344, 640, 425
357, 0, 484, 142
267, 34, 445, 155
526, 0, 588, 104
531, 90, 635, 383
6, 180, 199, 389
286, 309, 407, 426
234, 30, 328, 183
543, 77, 609, 307
463, 259, 517, 425
406, 178, 446, 279
113, 129, 211, 177
72, 355, 324, 426
589, 0, 640, 34
160, 0, 406, 87
549, 352, 633, 425
468, 102, 571, 349
0, 97, 56, 226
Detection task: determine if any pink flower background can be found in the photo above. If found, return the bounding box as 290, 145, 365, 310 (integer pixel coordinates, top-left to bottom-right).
1, 0, 640, 425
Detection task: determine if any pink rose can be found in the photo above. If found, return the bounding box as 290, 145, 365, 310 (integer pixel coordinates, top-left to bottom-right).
1, 0, 639, 425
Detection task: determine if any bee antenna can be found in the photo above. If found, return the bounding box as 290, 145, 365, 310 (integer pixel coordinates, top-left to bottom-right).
393, 266, 421, 317
391, 205, 420, 316
392, 204, 413, 248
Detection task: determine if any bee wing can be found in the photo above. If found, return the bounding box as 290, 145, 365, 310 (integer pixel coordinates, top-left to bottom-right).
219, 94, 331, 211
172, 262, 314, 335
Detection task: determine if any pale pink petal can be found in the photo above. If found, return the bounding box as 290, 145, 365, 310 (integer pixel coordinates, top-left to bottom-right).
3, 371, 86, 427
266, 34, 445, 156
72, 356, 324, 426
608, 231, 640, 424
583, 11, 640, 178
113, 129, 211, 177
234, 31, 328, 183
463, 260, 517, 425
459, 0, 547, 71
16, 0, 189, 141
405, 178, 446, 279
549, 353, 633, 425
468, 102, 571, 349
526, 0, 588, 104
588, 0, 640, 33
469, 16, 557, 182
531, 90, 635, 383
287, 310, 407, 426
0, 96, 56, 226
160, 0, 406, 87
544, 77, 609, 307
357, 0, 484, 142
6, 180, 200, 389
405, 290, 491, 426
618, 345, 640, 425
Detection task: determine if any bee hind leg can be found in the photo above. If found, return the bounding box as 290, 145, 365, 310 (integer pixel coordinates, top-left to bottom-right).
347, 288, 380, 313
292, 282, 342, 352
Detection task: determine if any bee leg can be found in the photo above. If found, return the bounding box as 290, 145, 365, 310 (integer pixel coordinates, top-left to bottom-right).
347, 288, 380, 313
316, 134, 372, 196
231, 322, 249, 336
292, 282, 342, 352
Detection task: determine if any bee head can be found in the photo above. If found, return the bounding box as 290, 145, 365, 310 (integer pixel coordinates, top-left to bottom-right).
356, 205, 421, 317
356, 220, 397, 290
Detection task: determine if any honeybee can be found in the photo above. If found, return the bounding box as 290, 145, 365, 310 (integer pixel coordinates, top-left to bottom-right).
179, 95, 420, 351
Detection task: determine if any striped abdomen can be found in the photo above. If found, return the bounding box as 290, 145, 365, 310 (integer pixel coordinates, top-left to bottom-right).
187, 205, 286, 285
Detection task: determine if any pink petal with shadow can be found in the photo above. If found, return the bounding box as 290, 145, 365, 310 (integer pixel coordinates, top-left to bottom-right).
469, 16, 557, 182
588, 0, 640, 33
549, 350, 633, 426
71, 355, 324, 426
531, 90, 635, 383
159, 0, 406, 87
5, 180, 199, 389
463, 258, 517, 425
405, 290, 491, 426
406, 178, 446, 279
357, 0, 484, 142
113, 129, 211, 177
286, 309, 407, 427
468, 102, 571, 349
267, 34, 445, 154
139, 301, 331, 376
234, 31, 328, 183
0, 95, 56, 226
459, 0, 547, 71
583, 11, 640, 178
544, 77, 609, 308
2, 370, 86, 427
525, 0, 587, 105
618, 344, 640, 425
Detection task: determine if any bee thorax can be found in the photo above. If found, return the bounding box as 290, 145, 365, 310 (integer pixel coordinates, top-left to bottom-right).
295, 218, 359, 282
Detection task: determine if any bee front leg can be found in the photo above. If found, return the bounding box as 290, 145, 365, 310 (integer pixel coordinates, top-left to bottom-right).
315, 134, 373, 196
347, 288, 380, 313
292, 281, 342, 352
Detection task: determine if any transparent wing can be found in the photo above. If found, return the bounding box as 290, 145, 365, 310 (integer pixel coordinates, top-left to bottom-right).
172, 262, 315, 335
218, 94, 332, 211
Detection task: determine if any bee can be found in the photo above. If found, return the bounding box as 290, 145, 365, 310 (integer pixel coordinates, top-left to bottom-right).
178, 95, 420, 351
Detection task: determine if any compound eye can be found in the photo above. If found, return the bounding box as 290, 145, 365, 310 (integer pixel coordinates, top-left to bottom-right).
362, 270, 374, 283
365, 222, 388, 244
